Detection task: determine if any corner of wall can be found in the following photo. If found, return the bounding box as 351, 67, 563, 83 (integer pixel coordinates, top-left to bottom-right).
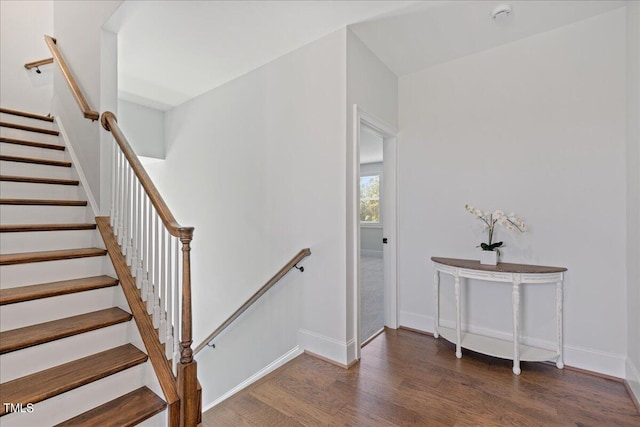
55, 116, 100, 218
200, 345, 303, 412
298, 329, 354, 367
626, 0, 640, 391
626, 358, 640, 411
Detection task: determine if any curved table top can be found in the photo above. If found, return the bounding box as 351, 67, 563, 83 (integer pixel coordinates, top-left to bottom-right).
431, 257, 567, 274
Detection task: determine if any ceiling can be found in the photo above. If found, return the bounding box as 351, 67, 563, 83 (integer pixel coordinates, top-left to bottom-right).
109, 0, 626, 111
350, 0, 625, 77
109, 0, 416, 110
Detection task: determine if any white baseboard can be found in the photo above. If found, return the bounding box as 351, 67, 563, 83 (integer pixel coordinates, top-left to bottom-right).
55, 117, 99, 217
202, 345, 303, 412
298, 329, 353, 366
361, 249, 383, 258
399, 310, 433, 332
399, 310, 626, 378
627, 359, 640, 407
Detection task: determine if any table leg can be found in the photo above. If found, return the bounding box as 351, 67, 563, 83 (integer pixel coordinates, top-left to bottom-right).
455, 274, 462, 359
556, 281, 564, 369
512, 278, 521, 375
434, 270, 440, 339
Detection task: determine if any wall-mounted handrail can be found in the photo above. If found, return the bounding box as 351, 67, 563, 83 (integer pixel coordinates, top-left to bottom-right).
24, 57, 53, 73
193, 248, 311, 355
43, 35, 99, 121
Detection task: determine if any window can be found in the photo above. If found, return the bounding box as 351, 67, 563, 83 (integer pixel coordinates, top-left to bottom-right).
360, 174, 381, 225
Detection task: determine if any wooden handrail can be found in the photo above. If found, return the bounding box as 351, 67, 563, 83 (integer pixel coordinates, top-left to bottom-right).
101, 112, 194, 241
24, 57, 53, 70
43, 35, 99, 121
193, 248, 311, 355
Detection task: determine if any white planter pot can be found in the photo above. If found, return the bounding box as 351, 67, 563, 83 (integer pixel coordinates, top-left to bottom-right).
480, 251, 498, 265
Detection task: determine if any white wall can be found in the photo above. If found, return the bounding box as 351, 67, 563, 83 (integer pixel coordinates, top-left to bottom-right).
0, 0, 53, 113
52, 0, 123, 212
346, 29, 398, 361
118, 99, 165, 159
625, 0, 640, 400
398, 9, 627, 376
143, 29, 347, 406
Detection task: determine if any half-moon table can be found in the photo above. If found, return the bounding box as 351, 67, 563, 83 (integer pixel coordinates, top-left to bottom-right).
431, 257, 567, 375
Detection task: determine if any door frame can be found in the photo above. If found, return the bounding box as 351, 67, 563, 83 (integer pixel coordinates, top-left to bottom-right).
351, 104, 398, 360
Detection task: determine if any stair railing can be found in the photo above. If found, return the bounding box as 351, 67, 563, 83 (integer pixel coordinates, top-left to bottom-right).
28, 33, 199, 426
193, 248, 311, 355
101, 112, 199, 426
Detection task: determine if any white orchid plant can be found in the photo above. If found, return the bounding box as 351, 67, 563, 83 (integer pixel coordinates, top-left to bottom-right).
465, 204, 527, 254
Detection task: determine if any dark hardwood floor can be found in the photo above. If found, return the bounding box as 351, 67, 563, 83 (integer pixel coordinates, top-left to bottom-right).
203, 328, 640, 426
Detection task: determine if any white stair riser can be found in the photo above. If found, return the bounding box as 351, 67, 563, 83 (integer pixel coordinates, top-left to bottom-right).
0, 363, 148, 427
0, 205, 91, 225
0, 181, 82, 200
136, 410, 166, 427
0, 143, 67, 162
0, 321, 131, 382
0, 113, 56, 129
0, 127, 60, 145
0, 286, 116, 330
0, 160, 76, 180
0, 256, 105, 288
0, 229, 98, 253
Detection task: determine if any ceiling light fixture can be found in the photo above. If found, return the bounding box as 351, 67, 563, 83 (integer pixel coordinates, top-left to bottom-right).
491, 4, 512, 20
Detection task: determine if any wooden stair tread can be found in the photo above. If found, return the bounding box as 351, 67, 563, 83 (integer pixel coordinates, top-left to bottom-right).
0, 136, 64, 150
54, 387, 166, 427
0, 121, 59, 136
0, 275, 119, 305
0, 344, 148, 416
0, 223, 97, 232
0, 248, 107, 266
0, 308, 132, 354
0, 198, 87, 206
0, 175, 79, 186
0, 154, 71, 167
0, 107, 54, 122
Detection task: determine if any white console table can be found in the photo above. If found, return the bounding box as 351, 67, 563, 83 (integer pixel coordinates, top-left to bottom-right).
431, 257, 567, 375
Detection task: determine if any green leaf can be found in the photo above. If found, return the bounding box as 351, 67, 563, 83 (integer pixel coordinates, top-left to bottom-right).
480, 241, 503, 251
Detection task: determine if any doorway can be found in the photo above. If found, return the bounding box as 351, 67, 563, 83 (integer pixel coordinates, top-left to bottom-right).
359, 125, 385, 344
352, 106, 398, 358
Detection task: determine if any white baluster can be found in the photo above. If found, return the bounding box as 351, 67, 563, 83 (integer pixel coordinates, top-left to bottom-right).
158, 227, 167, 344
147, 209, 156, 314
130, 175, 138, 274
117, 149, 124, 243
165, 235, 174, 360
153, 212, 161, 328
141, 194, 149, 299
135, 181, 144, 288
173, 238, 180, 370
110, 141, 116, 227
126, 166, 133, 260
128, 167, 135, 262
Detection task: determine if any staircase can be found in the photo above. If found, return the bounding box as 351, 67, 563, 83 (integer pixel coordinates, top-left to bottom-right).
0, 108, 166, 426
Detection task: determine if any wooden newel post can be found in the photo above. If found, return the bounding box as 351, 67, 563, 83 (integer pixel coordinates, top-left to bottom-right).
179, 233, 193, 363
177, 230, 199, 426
